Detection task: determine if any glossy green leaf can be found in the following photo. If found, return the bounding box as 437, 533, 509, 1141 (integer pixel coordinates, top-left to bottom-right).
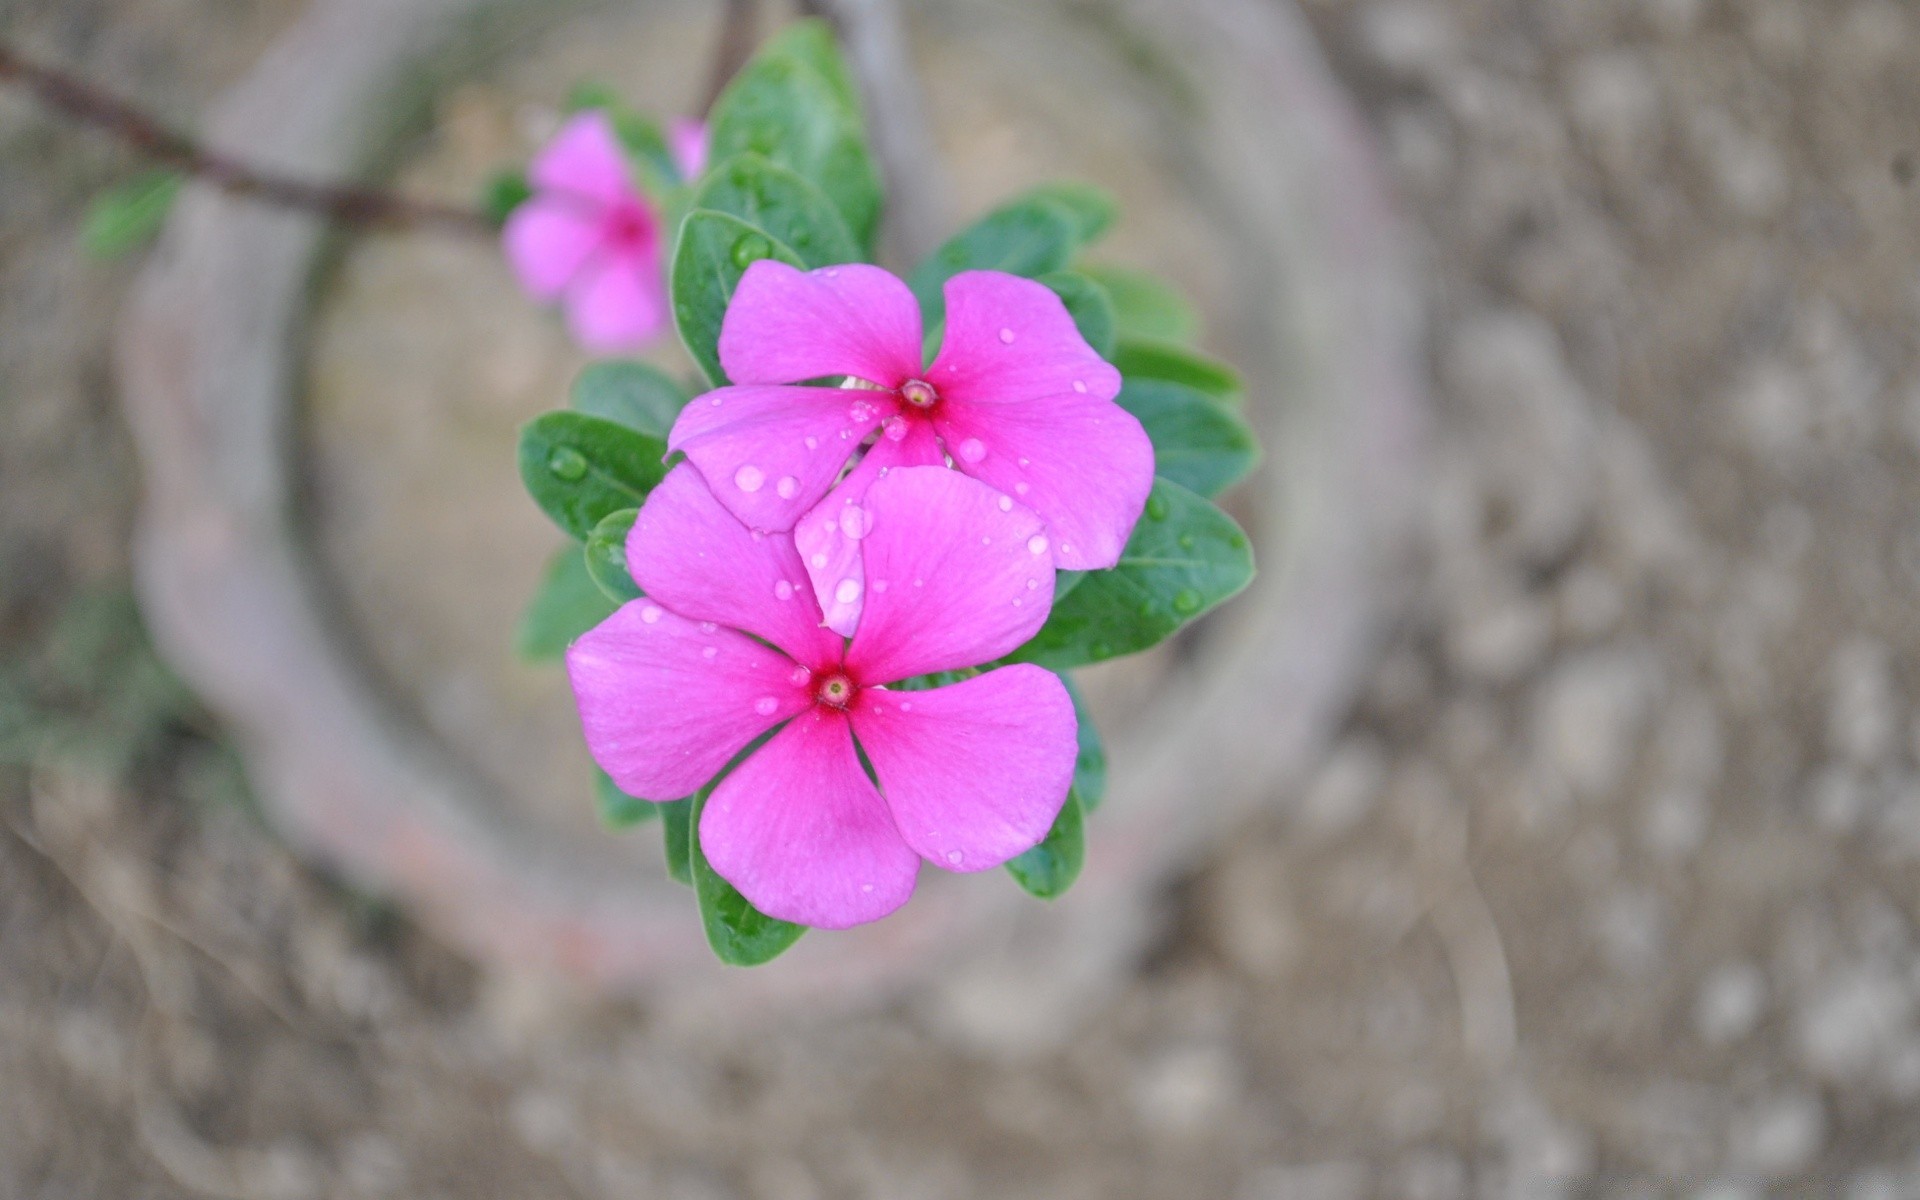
570, 360, 690, 439
761, 19, 865, 116
1038, 270, 1117, 358
584, 509, 643, 603
1116, 378, 1260, 498
1064, 674, 1107, 811
1113, 337, 1243, 406
1018, 181, 1117, 244
706, 25, 882, 253
1079, 263, 1198, 343
692, 153, 859, 268
518, 412, 670, 541
671, 209, 807, 386
595, 767, 658, 828
1005, 790, 1085, 899
1011, 478, 1255, 670
691, 789, 806, 965
515, 546, 618, 660
81, 170, 180, 259
661, 796, 695, 884
909, 198, 1078, 326
479, 169, 531, 228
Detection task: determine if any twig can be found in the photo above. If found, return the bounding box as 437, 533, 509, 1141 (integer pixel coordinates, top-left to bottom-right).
0, 41, 489, 235
700, 0, 760, 117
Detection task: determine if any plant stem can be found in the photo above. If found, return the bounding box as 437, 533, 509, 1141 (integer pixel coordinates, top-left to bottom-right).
0, 41, 490, 235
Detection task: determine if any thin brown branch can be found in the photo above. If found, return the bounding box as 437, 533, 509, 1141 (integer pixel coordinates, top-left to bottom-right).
700, 0, 761, 117
0, 41, 489, 235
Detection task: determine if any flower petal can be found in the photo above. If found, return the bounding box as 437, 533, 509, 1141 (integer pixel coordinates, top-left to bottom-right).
844, 467, 1055, 683
925, 270, 1122, 405
793, 419, 945, 637
565, 251, 667, 351
850, 665, 1077, 871
700, 709, 920, 928
628, 464, 842, 669
530, 110, 635, 207
502, 198, 602, 300
567, 600, 812, 801
934, 392, 1154, 571
669, 384, 891, 532
669, 116, 709, 180
718, 261, 924, 388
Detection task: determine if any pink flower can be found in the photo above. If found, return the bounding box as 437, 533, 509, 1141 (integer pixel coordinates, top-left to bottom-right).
566, 462, 1077, 928
668, 116, 709, 180
503, 110, 666, 351
668, 262, 1156, 633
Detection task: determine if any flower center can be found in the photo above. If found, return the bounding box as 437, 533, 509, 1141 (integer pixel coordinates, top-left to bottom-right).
899, 378, 938, 409
604, 203, 652, 250
816, 673, 857, 709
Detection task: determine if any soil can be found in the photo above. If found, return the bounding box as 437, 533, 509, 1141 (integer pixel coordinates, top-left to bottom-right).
6, 0, 1920, 1196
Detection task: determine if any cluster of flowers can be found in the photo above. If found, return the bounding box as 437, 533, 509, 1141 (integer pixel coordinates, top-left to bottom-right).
562, 257, 1154, 929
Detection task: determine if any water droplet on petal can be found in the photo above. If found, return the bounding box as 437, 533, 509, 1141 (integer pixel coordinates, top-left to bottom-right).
810, 552, 828, 569
545, 447, 588, 481
872, 579, 889, 593
709, 395, 724, 407
1026, 578, 1039, 590
884, 417, 909, 442
838, 505, 869, 540
1027, 534, 1048, 555
640, 605, 663, 624
997, 495, 1013, 512
1072, 379, 1087, 394
698, 622, 716, 633
834, 578, 862, 605
913, 578, 924, 587
957, 438, 986, 463
774, 580, 794, 600
734, 464, 765, 492
776, 475, 798, 499
754, 696, 778, 716
847, 399, 877, 423
998, 327, 1015, 344
1012, 598, 1022, 607
946, 849, 965, 865
1017, 456, 1030, 467
804, 436, 818, 450
860, 882, 873, 893
1014, 482, 1030, 495
702, 645, 718, 659
899, 701, 912, 711
789, 666, 812, 685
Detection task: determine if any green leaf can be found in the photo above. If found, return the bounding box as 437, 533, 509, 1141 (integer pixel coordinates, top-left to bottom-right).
909, 197, 1078, 326
692, 153, 859, 268
661, 797, 695, 884
1005, 790, 1085, 898
570, 360, 690, 439
81, 170, 181, 259
1113, 338, 1243, 406
564, 81, 622, 113
594, 767, 658, 828
670, 209, 807, 386
518, 412, 670, 541
583, 509, 643, 603
707, 28, 882, 253
479, 169, 532, 228
515, 547, 619, 660
1116, 378, 1260, 498
1038, 270, 1117, 358
1011, 478, 1255, 669
1018, 181, 1117, 244
691, 789, 806, 964
761, 19, 865, 116
1064, 674, 1107, 811
609, 110, 683, 189
1079, 264, 1198, 343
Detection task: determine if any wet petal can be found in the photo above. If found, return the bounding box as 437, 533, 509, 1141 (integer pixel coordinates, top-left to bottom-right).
565, 251, 667, 351
701, 709, 920, 928
793, 420, 945, 637
567, 600, 812, 801
925, 270, 1121, 405
850, 665, 1077, 871
934, 391, 1154, 571
502, 198, 602, 299
718, 261, 924, 387
669, 383, 892, 532
530, 109, 635, 207
844, 467, 1055, 684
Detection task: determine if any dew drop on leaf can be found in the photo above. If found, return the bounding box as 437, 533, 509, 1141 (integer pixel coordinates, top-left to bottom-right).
1172, 588, 1203, 614
1146, 495, 1170, 521
730, 232, 772, 269
546, 446, 588, 481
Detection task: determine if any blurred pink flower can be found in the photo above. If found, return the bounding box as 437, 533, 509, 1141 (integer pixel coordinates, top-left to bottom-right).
503, 110, 665, 351
668, 116, 709, 181
567, 462, 1075, 928
668, 261, 1154, 633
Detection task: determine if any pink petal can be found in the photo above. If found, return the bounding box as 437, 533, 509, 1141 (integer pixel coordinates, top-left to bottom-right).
934, 392, 1155, 571
502, 198, 603, 300
669, 384, 892, 532
924, 270, 1122, 405
700, 709, 920, 928
717, 261, 924, 388
565, 251, 667, 351
849, 665, 1077, 871
669, 117, 709, 180
793, 419, 945, 637
628, 465, 843, 670
567, 600, 812, 802
530, 110, 636, 207
843, 467, 1056, 684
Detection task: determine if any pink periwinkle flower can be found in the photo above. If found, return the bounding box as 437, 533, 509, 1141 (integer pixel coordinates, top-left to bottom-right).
566, 461, 1077, 928
668, 261, 1156, 633
504, 110, 669, 351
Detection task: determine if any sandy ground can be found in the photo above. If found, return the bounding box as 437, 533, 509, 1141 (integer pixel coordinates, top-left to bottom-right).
6, 0, 1920, 1196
